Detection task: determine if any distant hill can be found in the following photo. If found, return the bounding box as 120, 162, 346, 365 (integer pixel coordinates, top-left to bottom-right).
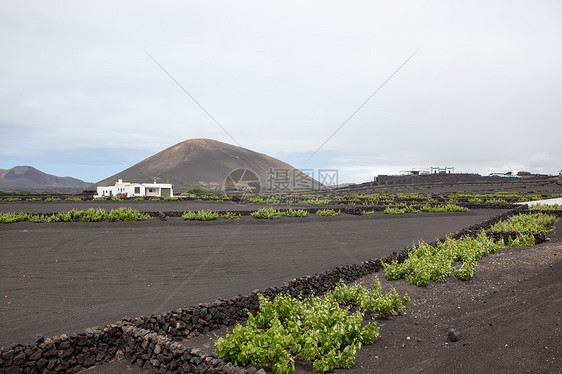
97, 138, 320, 193
0, 166, 91, 192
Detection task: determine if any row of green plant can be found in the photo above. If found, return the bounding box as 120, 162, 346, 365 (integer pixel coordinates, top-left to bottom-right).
0, 197, 83, 202
489, 213, 557, 233
223, 189, 560, 207
250, 208, 338, 219
180, 208, 338, 221
0, 208, 152, 223
215, 279, 409, 374
383, 213, 557, 286
182, 210, 220, 221
383, 232, 505, 286
529, 203, 562, 211
383, 204, 469, 215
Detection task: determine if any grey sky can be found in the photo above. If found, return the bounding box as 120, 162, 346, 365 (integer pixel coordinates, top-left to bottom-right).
1, 0, 561, 183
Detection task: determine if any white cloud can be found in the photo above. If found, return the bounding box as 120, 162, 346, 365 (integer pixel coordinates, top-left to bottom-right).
1, 0, 561, 182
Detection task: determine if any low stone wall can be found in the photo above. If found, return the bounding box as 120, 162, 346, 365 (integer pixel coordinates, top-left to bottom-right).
119, 325, 254, 374
1, 206, 556, 374
0, 323, 125, 374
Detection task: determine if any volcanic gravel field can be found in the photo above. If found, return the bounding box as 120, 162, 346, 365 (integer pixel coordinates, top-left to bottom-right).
0, 206, 505, 349
1, 184, 561, 374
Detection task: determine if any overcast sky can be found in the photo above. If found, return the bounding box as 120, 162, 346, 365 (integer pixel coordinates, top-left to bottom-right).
1, 1, 561, 184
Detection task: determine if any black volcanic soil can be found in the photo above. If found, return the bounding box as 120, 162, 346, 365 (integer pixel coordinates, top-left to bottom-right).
329, 221, 562, 374
0, 209, 503, 348
185, 222, 562, 374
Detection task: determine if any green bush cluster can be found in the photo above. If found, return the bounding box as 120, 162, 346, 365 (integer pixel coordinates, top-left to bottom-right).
1, 197, 22, 202
419, 204, 469, 213
315, 209, 340, 217
0, 208, 151, 223
383, 206, 418, 215
529, 203, 562, 211
383, 232, 505, 286
182, 210, 219, 221
489, 213, 557, 233
215, 279, 408, 374
298, 198, 332, 205
384, 204, 469, 215
221, 212, 242, 220
251, 208, 283, 219
507, 234, 536, 247
284, 209, 309, 218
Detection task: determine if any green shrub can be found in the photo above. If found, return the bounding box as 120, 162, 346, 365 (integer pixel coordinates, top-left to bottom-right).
362, 210, 375, 216
0, 212, 28, 223
2, 197, 22, 202
44, 197, 61, 202
383, 207, 408, 215
384, 205, 420, 214
163, 197, 178, 201
82, 208, 108, 222
419, 204, 469, 213
489, 213, 558, 233
298, 198, 332, 205
454, 260, 477, 281
215, 279, 408, 373
106, 207, 151, 222
383, 232, 504, 286
221, 212, 242, 220
65, 197, 81, 201
468, 198, 483, 203
26, 198, 42, 202
507, 234, 535, 247
251, 208, 283, 219
315, 209, 340, 216
284, 209, 309, 218
182, 210, 219, 221
487, 198, 507, 204
529, 203, 562, 211
0, 208, 151, 223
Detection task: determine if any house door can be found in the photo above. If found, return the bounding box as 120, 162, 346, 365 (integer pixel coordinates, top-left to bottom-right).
161, 188, 171, 197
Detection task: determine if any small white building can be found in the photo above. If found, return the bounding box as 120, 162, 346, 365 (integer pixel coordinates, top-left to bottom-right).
400, 167, 454, 176
95, 179, 174, 198
429, 166, 454, 174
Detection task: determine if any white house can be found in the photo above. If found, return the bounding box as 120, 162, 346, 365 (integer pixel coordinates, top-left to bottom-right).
400, 167, 455, 176
429, 166, 454, 174
95, 179, 174, 198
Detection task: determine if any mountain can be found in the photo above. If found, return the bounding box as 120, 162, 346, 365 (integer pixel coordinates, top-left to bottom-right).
0, 166, 91, 191
97, 139, 320, 193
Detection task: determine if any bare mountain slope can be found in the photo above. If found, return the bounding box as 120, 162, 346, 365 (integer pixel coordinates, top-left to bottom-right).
0, 166, 90, 191
97, 139, 318, 192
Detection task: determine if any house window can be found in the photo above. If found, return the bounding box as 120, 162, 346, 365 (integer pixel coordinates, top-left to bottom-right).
134, 187, 140, 194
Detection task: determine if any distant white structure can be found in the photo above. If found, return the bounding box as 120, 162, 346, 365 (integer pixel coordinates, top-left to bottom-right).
95, 179, 174, 198
429, 166, 454, 174
400, 167, 454, 176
